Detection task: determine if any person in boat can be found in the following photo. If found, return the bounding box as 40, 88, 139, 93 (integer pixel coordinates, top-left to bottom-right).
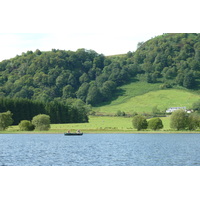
67, 130, 71, 133
76, 129, 81, 133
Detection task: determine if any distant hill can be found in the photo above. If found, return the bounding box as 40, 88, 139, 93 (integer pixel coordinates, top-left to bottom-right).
0, 33, 200, 107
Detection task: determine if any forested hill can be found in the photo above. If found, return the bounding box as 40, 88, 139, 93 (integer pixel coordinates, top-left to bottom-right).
0, 33, 200, 106
134, 33, 200, 89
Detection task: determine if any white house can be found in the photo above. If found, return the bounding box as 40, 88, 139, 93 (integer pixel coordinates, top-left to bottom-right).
166, 107, 186, 113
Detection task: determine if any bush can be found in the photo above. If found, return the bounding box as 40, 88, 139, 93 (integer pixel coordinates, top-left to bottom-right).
0, 111, 13, 131
32, 114, 51, 131
116, 110, 126, 116
19, 120, 35, 131
148, 117, 163, 130
132, 115, 148, 131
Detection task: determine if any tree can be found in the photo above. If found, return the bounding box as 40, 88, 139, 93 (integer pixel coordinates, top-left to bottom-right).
148, 118, 163, 130
76, 82, 90, 102
170, 110, 188, 130
192, 99, 200, 112
19, 120, 34, 131
62, 85, 74, 98
0, 111, 13, 130
183, 72, 196, 89
86, 84, 101, 105
188, 113, 200, 130
32, 114, 51, 131
132, 115, 148, 131
100, 80, 116, 101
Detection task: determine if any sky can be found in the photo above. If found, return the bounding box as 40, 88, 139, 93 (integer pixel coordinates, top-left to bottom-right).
0, 32, 163, 61
0, 0, 199, 61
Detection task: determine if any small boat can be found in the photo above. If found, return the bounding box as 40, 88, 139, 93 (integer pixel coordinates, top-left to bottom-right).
64, 132, 83, 136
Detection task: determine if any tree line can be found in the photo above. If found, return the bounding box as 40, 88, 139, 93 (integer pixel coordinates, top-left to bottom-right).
0, 97, 88, 125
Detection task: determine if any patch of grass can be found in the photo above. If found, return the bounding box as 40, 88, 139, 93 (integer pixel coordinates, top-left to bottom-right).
94, 81, 200, 115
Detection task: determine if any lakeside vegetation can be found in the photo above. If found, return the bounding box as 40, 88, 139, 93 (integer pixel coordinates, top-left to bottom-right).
2, 115, 200, 134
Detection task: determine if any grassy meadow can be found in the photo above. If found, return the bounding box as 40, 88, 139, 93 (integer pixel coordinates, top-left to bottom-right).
94, 81, 200, 115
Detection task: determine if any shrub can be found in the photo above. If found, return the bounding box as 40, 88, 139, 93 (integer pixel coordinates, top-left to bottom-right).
116, 110, 126, 116
148, 117, 163, 130
32, 114, 51, 131
19, 120, 35, 131
132, 115, 148, 131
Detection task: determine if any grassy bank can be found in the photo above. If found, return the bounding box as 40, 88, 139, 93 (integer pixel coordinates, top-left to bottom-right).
2, 115, 200, 134
93, 82, 200, 115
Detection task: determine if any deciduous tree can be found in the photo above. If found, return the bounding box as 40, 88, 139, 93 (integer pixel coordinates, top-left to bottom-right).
170, 110, 188, 130
0, 111, 13, 130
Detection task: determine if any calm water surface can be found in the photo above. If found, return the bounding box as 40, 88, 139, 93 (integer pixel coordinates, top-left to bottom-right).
1, 133, 200, 166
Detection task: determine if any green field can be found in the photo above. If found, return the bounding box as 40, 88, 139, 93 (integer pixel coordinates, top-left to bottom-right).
94, 82, 200, 115
4, 115, 199, 134
50, 116, 172, 133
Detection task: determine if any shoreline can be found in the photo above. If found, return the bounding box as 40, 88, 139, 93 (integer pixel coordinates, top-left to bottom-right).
1, 129, 200, 134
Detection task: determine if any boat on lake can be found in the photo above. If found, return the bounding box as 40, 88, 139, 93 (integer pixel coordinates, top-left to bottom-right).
64, 132, 83, 136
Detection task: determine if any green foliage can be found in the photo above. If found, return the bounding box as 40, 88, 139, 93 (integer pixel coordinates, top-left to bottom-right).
116, 110, 126, 116
0, 48, 136, 106
148, 118, 163, 130
0, 111, 13, 130
0, 33, 200, 108
32, 114, 51, 131
133, 33, 200, 89
0, 97, 88, 125
170, 110, 188, 130
187, 113, 200, 130
132, 115, 148, 131
19, 120, 34, 131
192, 99, 200, 112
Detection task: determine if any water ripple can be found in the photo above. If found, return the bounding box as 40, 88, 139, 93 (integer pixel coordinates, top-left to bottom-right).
0, 133, 200, 166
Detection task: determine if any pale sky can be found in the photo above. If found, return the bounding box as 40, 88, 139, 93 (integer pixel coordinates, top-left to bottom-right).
0, 0, 198, 61
0, 33, 163, 61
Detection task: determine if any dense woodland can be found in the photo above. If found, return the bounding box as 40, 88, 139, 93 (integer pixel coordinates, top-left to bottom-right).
0, 97, 88, 125
0, 33, 200, 109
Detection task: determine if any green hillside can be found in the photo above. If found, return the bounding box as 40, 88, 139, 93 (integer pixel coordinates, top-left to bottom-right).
94, 81, 200, 114
1, 33, 200, 107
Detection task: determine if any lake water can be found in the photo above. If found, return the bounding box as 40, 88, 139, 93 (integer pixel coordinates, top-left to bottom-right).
1, 133, 200, 166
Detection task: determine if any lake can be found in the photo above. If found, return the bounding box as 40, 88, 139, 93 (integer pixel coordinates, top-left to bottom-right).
1, 133, 200, 166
